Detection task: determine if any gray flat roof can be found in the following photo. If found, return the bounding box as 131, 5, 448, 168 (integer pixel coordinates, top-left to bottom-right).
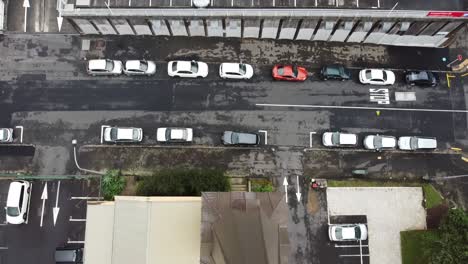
69, 0, 466, 11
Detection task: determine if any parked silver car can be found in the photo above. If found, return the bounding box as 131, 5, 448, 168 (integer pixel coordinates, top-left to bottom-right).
398, 136, 437, 150
156, 127, 193, 143
123, 60, 156, 76
222, 131, 260, 145
102, 126, 143, 143
363, 134, 396, 151
328, 224, 368, 241
322, 132, 358, 147
87, 59, 123, 76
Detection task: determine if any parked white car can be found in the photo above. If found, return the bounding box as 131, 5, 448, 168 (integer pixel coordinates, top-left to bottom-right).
398, 136, 437, 150
6, 181, 32, 224
167, 60, 208, 78
123, 60, 156, 76
329, 224, 368, 241
359, 69, 395, 85
0, 128, 14, 143
87, 59, 123, 76
363, 134, 397, 151
219, 63, 254, 79
102, 126, 143, 143
157, 127, 193, 143
322, 132, 358, 147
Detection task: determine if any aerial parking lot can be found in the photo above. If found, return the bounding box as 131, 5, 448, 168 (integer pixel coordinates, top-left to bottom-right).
0, 23, 466, 264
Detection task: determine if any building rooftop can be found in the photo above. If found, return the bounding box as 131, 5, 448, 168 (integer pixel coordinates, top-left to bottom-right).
83, 196, 202, 264
69, 0, 466, 11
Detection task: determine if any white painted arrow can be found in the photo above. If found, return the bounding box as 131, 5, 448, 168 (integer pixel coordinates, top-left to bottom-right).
23, 0, 30, 33
53, 181, 61, 226
57, 16, 63, 32
40, 183, 48, 227
296, 175, 302, 202
283, 177, 289, 203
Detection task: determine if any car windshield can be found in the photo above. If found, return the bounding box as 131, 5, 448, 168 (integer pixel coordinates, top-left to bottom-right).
365, 70, 372, 79
354, 227, 361, 239
231, 133, 239, 144
172, 62, 178, 72
327, 66, 340, 76
382, 71, 387, 81
110, 128, 118, 140
6, 206, 19, 216
417, 72, 429, 80
191, 61, 198, 73
410, 137, 419, 149
277, 66, 284, 75
105, 60, 114, 71
334, 228, 343, 239
165, 129, 171, 140
331, 133, 340, 145
139, 61, 148, 71
373, 136, 383, 149
292, 66, 298, 77
239, 64, 246, 75
132, 129, 139, 140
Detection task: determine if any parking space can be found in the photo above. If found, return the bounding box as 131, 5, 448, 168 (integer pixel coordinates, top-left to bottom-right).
0, 178, 100, 264
326, 187, 426, 264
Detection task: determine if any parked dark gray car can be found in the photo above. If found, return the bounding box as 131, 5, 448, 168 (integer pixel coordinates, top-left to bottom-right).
222, 131, 260, 145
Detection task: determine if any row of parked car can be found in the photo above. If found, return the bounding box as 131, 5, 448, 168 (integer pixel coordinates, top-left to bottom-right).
86, 59, 439, 86
101, 126, 260, 145
322, 132, 437, 151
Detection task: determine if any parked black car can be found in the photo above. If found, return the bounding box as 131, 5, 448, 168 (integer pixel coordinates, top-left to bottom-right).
320, 65, 351, 81
222, 131, 260, 145
405, 71, 438, 87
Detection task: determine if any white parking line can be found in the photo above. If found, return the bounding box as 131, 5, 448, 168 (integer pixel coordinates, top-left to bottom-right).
334, 244, 369, 248
256, 103, 468, 113
70, 196, 103, 200
309, 132, 316, 148
69, 217, 86, 222
0, 247, 8, 250
67, 240, 85, 244
258, 130, 268, 145
339, 254, 370, 257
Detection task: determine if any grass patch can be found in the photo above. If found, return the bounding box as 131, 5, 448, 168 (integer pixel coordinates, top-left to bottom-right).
101, 170, 126, 201
328, 180, 444, 209
422, 184, 444, 209
250, 178, 274, 192
136, 168, 230, 196
401, 230, 438, 264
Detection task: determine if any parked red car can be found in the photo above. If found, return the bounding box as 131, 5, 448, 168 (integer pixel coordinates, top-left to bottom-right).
272, 65, 308, 81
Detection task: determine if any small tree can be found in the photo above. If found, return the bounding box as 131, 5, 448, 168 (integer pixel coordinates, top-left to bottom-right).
423, 208, 468, 264
101, 170, 126, 200
251, 179, 274, 192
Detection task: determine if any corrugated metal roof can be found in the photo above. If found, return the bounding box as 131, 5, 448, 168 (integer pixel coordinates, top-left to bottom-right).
84, 196, 201, 264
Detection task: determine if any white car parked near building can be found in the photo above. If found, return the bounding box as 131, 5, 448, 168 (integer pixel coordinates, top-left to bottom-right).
167, 60, 208, 78
219, 63, 254, 79
363, 134, 397, 151
329, 224, 368, 241
87, 59, 123, 76
123, 60, 156, 76
398, 136, 437, 150
156, 127, 193, 143
0, 128, 13, 143
102, 126, 143, 143
6, 180, 32, 224
322, 132, 358, 147
359, 69, 395, 85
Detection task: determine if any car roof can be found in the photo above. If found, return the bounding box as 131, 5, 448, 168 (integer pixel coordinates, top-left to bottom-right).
175, 61, 192, 72
170, 128, 185, 139
222, 63, 242, 73
88, 59, 107, 70
7, 182, 23, 207
0, 128, 7, 140
339, 133, 357, 144
417, 137, 437, 148
236, 132, 257, 144
340, 226, 356, 239
125, 60, 142, 69
369, 69, 384, 79
116, 128, 135, 140
381, 136, 396, 147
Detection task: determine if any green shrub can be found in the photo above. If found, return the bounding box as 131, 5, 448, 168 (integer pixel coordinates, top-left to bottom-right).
251, 178, 274, 192
136, 168, 230, 196
101, 170, 126, 200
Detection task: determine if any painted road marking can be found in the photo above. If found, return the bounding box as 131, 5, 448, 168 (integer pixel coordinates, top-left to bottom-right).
70, 196, 103, 200
53, 181, 61, 226
69, 217, 86, 222
258, 130, 268, 145
67, 240, 85, 244
255, 103, 468, 113
369, 88, 390, 104
334, 244, 369, 248
40, 183, 48, 227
